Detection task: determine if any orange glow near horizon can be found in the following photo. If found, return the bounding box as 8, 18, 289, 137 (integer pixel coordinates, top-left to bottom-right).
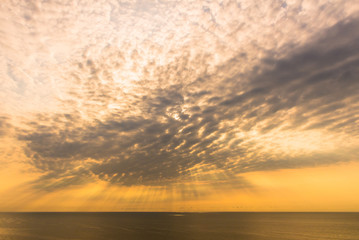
1, 161, 359, 212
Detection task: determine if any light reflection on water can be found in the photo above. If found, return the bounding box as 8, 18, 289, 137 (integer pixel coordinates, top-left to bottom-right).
0, 213, 358, 240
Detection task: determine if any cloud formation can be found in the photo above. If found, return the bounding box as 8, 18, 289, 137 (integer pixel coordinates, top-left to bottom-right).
19, 17, 359, 189
1, 0, 359, 192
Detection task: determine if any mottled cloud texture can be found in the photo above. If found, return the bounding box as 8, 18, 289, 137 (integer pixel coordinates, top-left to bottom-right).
1, 0, 359, 192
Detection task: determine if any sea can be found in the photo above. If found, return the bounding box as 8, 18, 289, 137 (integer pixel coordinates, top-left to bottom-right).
0, 212, 358, 240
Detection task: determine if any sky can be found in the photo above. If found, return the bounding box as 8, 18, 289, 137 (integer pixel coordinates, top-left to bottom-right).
0, 0, 359, 212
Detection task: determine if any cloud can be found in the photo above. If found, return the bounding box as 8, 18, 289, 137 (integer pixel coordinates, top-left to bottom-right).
0, 116, 11, 137
16, 16, 359, 190
1, 0, 358, 192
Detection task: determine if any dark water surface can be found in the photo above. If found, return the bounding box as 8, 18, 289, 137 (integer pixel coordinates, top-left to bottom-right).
0, 212, 358, 240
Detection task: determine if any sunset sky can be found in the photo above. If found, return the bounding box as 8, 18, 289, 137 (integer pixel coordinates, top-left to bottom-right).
1, 0, 359, 212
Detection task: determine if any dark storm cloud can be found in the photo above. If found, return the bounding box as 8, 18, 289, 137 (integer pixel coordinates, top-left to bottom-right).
20, 17, 359, 190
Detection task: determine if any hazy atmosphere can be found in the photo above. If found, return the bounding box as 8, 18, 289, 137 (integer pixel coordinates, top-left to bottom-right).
1, 0, 359, 212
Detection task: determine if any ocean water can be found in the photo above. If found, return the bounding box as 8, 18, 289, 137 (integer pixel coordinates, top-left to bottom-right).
0, 212, 358, 240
